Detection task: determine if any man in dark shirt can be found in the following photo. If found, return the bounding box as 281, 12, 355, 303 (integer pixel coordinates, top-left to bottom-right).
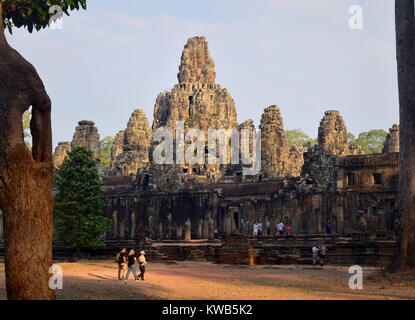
325, 220, 332, 234
117, 248, 128, 280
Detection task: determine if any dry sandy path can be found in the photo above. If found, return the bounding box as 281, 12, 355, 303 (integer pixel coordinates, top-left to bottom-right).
0, 261, 414, 300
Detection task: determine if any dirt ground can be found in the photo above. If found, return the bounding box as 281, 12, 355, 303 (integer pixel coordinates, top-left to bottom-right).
0, 260, 414, 300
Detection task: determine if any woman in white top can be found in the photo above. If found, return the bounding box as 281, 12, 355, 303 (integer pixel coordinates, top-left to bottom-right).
253, 223, 259, 236
137, 251, 147, 280
312, 246, 318, 265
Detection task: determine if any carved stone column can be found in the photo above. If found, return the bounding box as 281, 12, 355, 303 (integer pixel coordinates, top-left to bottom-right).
185, 218, 191, 241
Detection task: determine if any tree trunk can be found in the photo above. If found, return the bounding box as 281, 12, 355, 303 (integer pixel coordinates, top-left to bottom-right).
391, 0, 415, 271
0, 3, 55, 299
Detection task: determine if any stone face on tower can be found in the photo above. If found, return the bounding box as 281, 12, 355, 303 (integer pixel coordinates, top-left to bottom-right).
383, 124, 400, 153
153, 37, 237, 133
178, 36, 216, 85
110, 130, 125, 169
53, 121, 102, 170
317, 111, 349, 156
144, 37, 239, 186
259, 105, 291, 177
71, 120, 101, 159
317, 110, 362, 156
110, 109, 152, 176
53, 141, 72, 169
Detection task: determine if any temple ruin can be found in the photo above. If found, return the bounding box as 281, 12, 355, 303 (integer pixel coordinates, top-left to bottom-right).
53, 120, 102, 169
43, 37, 400, 265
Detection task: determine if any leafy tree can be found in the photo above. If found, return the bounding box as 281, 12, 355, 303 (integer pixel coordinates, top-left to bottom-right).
0, 0, 88, 300
347, 132, 356, 144
100, 136, 114, 169
286, 129, 317, 147
22, 110, 31, 147
54, 147, 112, 255
2, 0, 87, 33
354, 129, 388, 154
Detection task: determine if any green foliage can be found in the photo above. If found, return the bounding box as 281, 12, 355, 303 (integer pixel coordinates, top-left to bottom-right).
22, 110, 31, 147
285, 128, 387, 154
1, 0, 87, 33
347, 132, 356, 144
53, 147, 112, 251
350, 129, 388, 154
100, 136, 114, 169
286, 129, 317, 147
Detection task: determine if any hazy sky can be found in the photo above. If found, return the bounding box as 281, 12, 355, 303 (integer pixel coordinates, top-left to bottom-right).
6, 0, 398, 147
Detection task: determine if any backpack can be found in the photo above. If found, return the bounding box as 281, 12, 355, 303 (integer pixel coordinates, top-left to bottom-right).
115, 252, 121, 263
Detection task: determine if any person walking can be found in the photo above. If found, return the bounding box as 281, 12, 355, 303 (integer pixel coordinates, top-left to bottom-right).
277, 221, 285, 236
137, 250, 147, 281
253, 222, 259, 236
286, 224, 292, 236
319, 244, 327, 266
125, 249, 138, 281
257, 222, 263, 236
312, 246, 319, 266
325, 220, 332, 234
117, 248, 128, 281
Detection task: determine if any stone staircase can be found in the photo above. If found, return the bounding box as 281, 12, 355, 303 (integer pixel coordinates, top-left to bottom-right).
0, 234, 396, 267
215, 234, 396, 266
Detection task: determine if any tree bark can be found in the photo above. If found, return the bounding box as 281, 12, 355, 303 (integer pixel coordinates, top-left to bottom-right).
391, 0, 415, 271
0, 3, 55, 299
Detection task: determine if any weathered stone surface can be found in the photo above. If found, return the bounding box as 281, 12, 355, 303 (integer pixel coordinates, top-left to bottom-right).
348, 142, 364, 156
110, 130, 125, 169
60, 38, 400, 254
124, 110, 152, 148
301, 110, 363, 188
383, 124, 400, 153
287, 143, 307, 177
178, 36, 216, 85
53, 141, 71, 169
153, 37, 237, 133
71, 120, 101, 159
105, 149, 399, 243
302, 145, 338, 189
317, 110, 364, 157
152, 84, 237, 133
239, 119, 255, 163
218, 120, 257, 178
259, 105, 291, 177
111, 109, 152, 176
317, 111, 350, 156
143, 37, 239, 188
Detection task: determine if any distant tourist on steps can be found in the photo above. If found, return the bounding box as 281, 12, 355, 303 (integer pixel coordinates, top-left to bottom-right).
312, 246, 319, 266
253, 223, 259, 236
319, 244, 327, 266
277, 221, 285, 236
325, 220, 333, 234
286, 224, 292, 236
257, 222, 263, 236
138, 251, 147, 280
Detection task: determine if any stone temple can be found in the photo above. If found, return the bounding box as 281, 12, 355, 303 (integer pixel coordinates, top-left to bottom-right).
43, 36, 400, 265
